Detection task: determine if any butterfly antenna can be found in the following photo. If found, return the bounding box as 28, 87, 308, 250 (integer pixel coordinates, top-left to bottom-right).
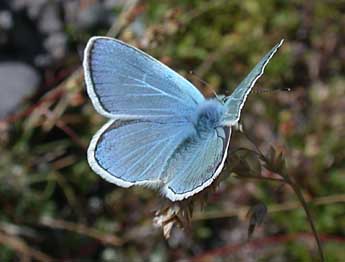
254, 86, 292, 94
189, 71, 220, 98
189, 71, 211, 87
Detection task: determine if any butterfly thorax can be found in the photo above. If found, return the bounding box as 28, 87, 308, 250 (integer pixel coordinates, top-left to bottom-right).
192, 99, 225, 136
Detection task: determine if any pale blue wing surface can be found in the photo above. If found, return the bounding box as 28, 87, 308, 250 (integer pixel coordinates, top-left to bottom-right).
83, 37, 205, 119
87, 118, 196, 188
224, 39, 284, 125
162, 127, 231, 201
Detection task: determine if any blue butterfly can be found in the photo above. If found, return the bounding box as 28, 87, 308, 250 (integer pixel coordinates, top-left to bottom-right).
83, 37, 283, 201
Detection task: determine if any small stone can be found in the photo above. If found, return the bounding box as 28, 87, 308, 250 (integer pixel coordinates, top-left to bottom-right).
44, 32, 67, 59
38, 3, 62, 33
76, 3, 112, 30
0, 62, 40, 119
0, 11, 13, 30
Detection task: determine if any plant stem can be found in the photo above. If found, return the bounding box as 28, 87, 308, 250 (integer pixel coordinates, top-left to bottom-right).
284, 175, 325, 262
239, 129, 325, 261
233, 173, 285, 183
232, 171, 324, 261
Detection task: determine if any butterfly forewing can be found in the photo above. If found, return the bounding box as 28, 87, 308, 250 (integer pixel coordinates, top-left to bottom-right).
224, 39, 284, 124
84, 37, 205, 120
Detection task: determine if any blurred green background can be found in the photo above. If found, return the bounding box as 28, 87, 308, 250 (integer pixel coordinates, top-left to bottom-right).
0, 0, 344, 261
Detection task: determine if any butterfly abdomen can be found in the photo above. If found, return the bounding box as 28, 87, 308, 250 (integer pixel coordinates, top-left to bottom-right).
192, 99, 225, 135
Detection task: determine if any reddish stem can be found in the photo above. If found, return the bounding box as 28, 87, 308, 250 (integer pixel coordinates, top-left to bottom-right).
191, 232, 344, 261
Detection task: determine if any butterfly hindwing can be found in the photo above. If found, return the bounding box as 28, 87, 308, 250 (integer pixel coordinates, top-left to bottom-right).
88, 118, 196, 188
162, 127, 231, 201
83, 37, 205, 120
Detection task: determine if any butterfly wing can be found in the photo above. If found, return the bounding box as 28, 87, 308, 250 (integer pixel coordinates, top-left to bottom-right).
88, 118, 196, 188
163, 127, 231, 201
83, 37, 205, 120
224, 39, 284, 124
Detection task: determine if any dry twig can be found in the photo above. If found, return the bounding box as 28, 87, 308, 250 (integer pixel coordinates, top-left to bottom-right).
0, 231, 54, 262
39, 217, 123, 247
